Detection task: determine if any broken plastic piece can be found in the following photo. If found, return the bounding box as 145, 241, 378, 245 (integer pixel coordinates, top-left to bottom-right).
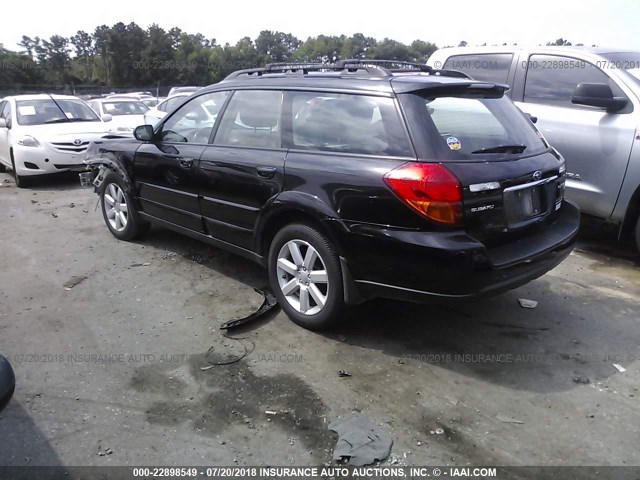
613, 363, 626, 373
219, 288, 279, 330
518, 298, 538, 309
496, 414, 524, 424
338, 370, 352, 377
329, 414, 393, 466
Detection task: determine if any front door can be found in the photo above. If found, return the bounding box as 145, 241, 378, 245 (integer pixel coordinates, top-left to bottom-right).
134, 91, 230, 232
515, 54, 637, 219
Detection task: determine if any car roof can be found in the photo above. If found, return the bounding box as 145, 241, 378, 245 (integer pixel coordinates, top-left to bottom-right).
203, 71, 499, 96
431, 46, 640, 57
5, 94, 83, 101
93, 97, 146, 103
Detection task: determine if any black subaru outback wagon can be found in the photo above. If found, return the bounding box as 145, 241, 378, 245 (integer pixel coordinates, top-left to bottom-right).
84, 60, 579, 330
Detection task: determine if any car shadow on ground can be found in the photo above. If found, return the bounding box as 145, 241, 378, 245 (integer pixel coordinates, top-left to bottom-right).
0, 171, 86, 192
0, 403, 66, 471
129, 217, 639, 394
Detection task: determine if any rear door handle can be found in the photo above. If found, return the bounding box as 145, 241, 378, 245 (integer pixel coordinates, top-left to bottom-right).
256, 166, 277, 178
179, 158, 194, 168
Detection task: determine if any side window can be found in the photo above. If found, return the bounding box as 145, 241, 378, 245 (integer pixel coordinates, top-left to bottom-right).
1, 101, 12, 121
524, 54, 627, 108
160, 91, 229, 144
443, 54, 514, 83
287, 92, 412, 157
214, 90, 283, 149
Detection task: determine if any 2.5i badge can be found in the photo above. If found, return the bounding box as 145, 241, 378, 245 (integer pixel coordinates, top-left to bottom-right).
447, 136, 461, 150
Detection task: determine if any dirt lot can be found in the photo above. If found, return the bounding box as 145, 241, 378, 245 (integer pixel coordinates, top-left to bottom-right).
0, 172, 639, 471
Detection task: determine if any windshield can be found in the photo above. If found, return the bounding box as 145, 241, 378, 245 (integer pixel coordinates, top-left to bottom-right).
16, 98, 100, 126
411, 90, 548, 160
102, 101, 149, 115
600, 52, 640, 85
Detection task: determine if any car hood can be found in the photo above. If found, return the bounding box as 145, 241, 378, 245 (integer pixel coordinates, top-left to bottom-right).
20, 122, 111, 141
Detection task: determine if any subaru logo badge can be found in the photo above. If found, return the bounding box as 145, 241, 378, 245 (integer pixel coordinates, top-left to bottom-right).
73, 139, 82, 146
532, 170, 542, 181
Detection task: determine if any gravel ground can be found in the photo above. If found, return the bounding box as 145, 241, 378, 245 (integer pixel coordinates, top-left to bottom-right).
0, 172, 639, 473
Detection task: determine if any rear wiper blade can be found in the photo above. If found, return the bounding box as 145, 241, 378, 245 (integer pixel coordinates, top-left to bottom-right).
472, 144, 527, 154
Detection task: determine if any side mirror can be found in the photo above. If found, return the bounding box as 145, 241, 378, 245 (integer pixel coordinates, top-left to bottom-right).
0, 118, 6, 128
102, 114, 113, 122
571, 83, 627, 112
0, 355, 15, 413
525, 113, 538, 124
134, 125, 154, 142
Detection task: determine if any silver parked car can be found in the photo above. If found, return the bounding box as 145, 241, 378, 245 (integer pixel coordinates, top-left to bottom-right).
428, 46, 640, 251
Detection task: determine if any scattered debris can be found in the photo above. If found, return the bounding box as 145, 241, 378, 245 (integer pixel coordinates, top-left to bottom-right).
573, 376, 591, 384
613, 363, 626, 373
219, 288, 279, 330
130, 262, 151, 268
69, 203, 75, 208
30, 199, 38, 204
51, 213, 59, 219
444, 395, 460, 406
329, 414, 393, 466
63, 275, 87, 290
430, 428, 445, 435
337, 334, 347, 342
496, 414, 525, 424
338, 370, 352, 378
201, 334, 255, 369
518, 298, 538, 309
397, 359, 405, 365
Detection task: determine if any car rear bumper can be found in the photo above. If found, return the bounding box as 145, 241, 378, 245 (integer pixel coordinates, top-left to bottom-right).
339, 200, 579, 304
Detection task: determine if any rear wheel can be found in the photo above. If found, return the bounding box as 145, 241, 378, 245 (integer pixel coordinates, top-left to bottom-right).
268, 223, 345, 330
100, 172, 150, 241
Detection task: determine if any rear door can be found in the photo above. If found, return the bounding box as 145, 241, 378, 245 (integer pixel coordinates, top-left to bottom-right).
197, 90, 286, 250
513, 53, 636, 219
134, 91, 229, 232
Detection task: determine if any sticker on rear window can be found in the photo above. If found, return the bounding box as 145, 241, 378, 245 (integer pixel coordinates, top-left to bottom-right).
447, 136, 461, 150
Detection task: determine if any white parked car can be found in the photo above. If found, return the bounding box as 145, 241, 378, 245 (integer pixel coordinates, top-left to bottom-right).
0, 94, 114, 187
143, 92, 192, 126
86, 98, 150, 134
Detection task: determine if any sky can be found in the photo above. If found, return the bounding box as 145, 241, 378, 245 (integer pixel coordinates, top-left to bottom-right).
2, 0, 640, 51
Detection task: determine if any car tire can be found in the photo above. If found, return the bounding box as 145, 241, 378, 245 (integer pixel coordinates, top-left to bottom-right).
100, 172, 150, 241
11, 156, 31, 188
268, 223, 345, 330
0, 162, 6, 173
635, 215, 640, 254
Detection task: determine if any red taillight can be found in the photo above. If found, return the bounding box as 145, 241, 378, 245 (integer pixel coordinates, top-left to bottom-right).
384, 162, 462, 224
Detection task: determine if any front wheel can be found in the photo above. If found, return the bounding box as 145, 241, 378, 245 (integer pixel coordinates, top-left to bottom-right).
268, 223, 345, 330
100, 172, 150, 241
11, 157, 32, 188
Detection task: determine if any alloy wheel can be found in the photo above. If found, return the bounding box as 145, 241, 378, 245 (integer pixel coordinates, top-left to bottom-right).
276, 239, 329, 315
104, 183, 128, 232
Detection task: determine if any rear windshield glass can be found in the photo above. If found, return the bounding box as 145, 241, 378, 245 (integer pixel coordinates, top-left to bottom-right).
102, 101, 149, 115
411, 90, 547, 160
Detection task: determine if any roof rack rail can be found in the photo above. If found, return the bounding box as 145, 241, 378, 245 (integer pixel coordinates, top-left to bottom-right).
338, 59, 471, 79
222, 60, 471, 80
223, 62, 390, 80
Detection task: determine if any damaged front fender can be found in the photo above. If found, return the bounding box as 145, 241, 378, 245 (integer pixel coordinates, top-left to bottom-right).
82, 141, 135, 193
